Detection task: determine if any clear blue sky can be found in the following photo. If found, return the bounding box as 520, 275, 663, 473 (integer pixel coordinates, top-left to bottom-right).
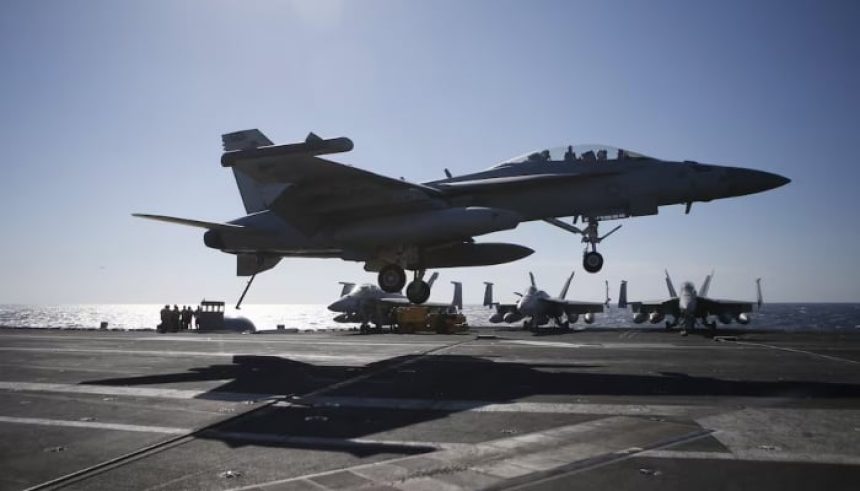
1, 0, 858, 304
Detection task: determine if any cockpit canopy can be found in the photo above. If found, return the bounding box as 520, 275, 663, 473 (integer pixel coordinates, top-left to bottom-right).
494, 144, 650, 168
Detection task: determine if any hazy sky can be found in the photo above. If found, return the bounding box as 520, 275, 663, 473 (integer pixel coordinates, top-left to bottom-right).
1, 0, 858, 305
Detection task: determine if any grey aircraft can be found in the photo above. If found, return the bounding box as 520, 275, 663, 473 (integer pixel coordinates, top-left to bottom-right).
134, 129, 789, 305
619, 270, 763, 334
484, 271, 604, 329
328, 272, 463, 330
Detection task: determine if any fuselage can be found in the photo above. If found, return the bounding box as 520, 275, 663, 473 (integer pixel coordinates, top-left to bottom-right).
206, 148, 789, 266
677, 282, 699, 319
327, 284, 403, 315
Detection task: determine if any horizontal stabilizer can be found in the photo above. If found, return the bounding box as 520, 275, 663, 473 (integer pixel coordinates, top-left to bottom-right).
132, 213, 244, 232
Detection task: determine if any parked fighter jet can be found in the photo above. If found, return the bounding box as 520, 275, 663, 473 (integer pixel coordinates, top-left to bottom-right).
484, 271, 603, 329
328, 273, 462, 331
328, 273, 454, 327
619, 270, 763, 334
134, 130, 789, 305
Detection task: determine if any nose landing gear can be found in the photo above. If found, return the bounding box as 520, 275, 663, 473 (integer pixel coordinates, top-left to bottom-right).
543, 217, 622, 274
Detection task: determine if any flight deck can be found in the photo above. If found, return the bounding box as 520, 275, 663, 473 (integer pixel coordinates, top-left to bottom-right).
0, 327, 858, 490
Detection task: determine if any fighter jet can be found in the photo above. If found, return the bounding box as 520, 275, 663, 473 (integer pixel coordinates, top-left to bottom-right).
619, 270, 763, 334
134, 130, 789, 305
328, 273, 462, 331
484, 271, 603, 329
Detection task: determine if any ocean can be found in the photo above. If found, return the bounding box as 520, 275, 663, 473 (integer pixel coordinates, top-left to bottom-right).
1, 303, 859, 331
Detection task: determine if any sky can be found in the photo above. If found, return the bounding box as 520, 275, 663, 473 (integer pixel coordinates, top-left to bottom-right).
0, 0, 858, 305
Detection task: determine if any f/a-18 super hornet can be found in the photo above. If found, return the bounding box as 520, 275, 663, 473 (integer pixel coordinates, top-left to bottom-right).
484, 271, 603, 329
134, 130, 789, 305
619, 270, 763, 334
327, 272, 463, 331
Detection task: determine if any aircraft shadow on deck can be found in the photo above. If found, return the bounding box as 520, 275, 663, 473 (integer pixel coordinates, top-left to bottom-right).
82, 354, 860, 455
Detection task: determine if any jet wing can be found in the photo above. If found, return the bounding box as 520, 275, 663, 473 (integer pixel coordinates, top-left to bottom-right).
697, 297, 755, 315
224, 149, 445, 231
493, 303, 519, 315
539, 298, 604, 315
373, 298, 454, 309
132, 213, 247, 232
373, 297, 411, 308
629, 298, 680, 315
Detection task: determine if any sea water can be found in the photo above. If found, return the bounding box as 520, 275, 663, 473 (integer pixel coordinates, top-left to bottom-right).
1, 303, 859, 331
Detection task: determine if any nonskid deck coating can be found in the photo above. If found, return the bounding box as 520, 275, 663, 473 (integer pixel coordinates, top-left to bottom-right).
0, 328, 858, 490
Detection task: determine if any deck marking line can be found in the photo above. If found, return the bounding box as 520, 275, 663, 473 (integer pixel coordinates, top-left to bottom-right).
203, 430, 468, 451
639, 449, 860, 465
0, 415, 188, 434
226, 417, 711, 491
23, 336, 470, 490
730, 340, 860, 365
0, 381, 700, 416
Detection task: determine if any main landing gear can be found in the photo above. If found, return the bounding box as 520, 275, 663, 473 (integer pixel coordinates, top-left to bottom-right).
543, 217, 622, 274
377, 264, 432, 304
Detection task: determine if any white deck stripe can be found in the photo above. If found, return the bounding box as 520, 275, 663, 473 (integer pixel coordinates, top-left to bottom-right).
730, 340, 860, 365
500, 340, 732, 349
0, 381, 264, 401
0, 333, 447, 347
0, 415, 188, 434
204, 430, 468, 451
639, 449, 860, 465
303, 396, 696, 416
0, 346, 383, 363
0, 381, 700, 415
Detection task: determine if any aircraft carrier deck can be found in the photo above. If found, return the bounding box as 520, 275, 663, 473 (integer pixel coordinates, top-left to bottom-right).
1, 327, 859, 490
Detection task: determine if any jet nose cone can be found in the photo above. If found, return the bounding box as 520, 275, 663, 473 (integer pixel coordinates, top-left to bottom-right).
725, 167, 791, 196
754, 170, 791, 191
327, 299, 347, 312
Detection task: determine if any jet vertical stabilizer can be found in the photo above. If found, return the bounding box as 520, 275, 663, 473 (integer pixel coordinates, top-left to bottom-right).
222, 129, 289, 214
559, 271, 575, 299
483, 282, 495, 307
451, 281, 463, 311
338, 282, 355, 298
604, 280, 611, 306
427, 272, 440, 288
756, 278, 763, 308
618, 280, 628, 308
700, 270, 714, 298
665, 270, 678, 298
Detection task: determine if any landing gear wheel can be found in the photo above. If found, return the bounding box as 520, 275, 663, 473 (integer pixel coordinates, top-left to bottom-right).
583, 251, 604, 273
378, 264, 407, 293
405, 280, 431, 304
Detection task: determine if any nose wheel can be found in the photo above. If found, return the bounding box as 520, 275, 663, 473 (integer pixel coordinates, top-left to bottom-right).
583, 250, 604, 273
543, 217, 621, 274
